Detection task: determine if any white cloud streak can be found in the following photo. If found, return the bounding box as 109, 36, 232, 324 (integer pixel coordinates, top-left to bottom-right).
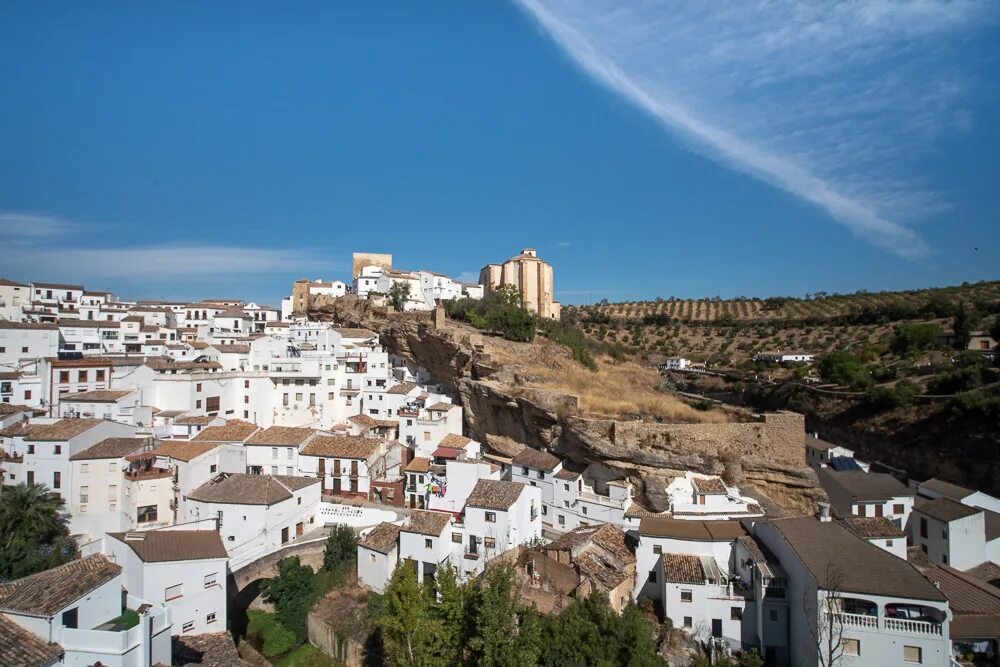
514, 0, 996, 258
0, 212, 87, 239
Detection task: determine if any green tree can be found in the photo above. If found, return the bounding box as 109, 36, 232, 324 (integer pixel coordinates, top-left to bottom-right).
952, 303, 974, 350
259, 556, 316, 642
323, 524, 358, 573
890, 323, 941, 356
378, 563, 448, 667
389, 282, 411, 312
0, 483, 75, 580
469, 564, 542, 667
817, 351, 872, 389
431, 564, 474, 664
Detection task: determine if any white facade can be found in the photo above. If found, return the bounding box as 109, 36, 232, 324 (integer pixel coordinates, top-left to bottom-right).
0, 279, 30, 321
0, 321, 60, 366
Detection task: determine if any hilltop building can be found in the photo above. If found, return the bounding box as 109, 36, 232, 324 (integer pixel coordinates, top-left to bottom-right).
479, 248, 560, 319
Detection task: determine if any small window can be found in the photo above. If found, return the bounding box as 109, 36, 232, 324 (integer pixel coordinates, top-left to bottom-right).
182, 620, 195, 633
683, 616, 692, 628
903, 646, 922, 663
204, 573, 217, 588
452, 533, 462, 543
582, 506, 588, 515
81, 463, 89, 473
893, 503, 904, 514
165, 583, 183, 601
680, 590, 692, 602
648, 570, 657, 584
54, 444, 62, 455
842, 639, 860, 657
484, 537, 496, 550
886, 539, 894, 547
425, 538, 432, 549
207, 612, 217, 624
563, 483, 569, 491
731, 607, 742, 621
558, 515, 565, 526
485, 511, 496, 523
369, 553, 376, 563
521, 466, 529, 475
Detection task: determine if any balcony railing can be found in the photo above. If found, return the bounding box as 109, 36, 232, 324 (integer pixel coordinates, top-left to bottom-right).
125, 468, 173, 481
884, 617, 943, 635
834, 612, 878, 630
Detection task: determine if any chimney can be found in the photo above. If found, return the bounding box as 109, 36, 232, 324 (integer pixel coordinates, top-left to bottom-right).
817, 502, 831, 522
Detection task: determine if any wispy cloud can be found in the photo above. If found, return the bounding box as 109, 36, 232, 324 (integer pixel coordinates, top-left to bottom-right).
456, 271, 481, 284
555, 241, 572, 248
514, 0, 997, 258
0, 211, 336, 283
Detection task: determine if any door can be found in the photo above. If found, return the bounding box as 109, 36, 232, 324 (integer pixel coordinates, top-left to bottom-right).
296, 521, 304, 536
350, 460, 359, 493
332, 460, 341, 493
281, 527, 289, 544
318, 458, 326, 494
711, 618, 722, 638
875, 504, 884, 518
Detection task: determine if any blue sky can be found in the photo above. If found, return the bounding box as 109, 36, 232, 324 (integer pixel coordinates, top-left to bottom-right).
1, 1, 998, 307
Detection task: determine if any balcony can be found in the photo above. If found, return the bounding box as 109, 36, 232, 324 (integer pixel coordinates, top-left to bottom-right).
576, 490, 627, 509
884, 617, 943, 636
125, 468, 172, 482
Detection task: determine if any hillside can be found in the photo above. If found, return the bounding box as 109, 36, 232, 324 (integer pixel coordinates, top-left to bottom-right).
564, 280, 1000, 365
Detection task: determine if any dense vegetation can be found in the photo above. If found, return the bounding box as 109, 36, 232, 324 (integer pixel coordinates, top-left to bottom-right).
445, 285, 537, 343
0, 483, 76, 580
369, 562, 665, 667
250, 525, 357, 663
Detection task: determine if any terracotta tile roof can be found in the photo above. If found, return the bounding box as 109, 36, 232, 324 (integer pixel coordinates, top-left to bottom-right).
624, 502, 660, 519
432, 446, 463, 460
146, 358, 222, 371
692, 476, 727, 494
0, 614, 63, 666
426, 401, 458, 412
662, 553, 705, 584
0, 403, 31, 417
817, 468, 912, 501
511, 447, 560, 471
736, 535, 779, 579
359, 522, 401, 554
108, 530, 228, 562
25, 418, 104, 441
173, 631, 250, 667
405, 457, 432, 473
0, 421, 30, 438
387, 382, 417, 395
32, 282, 83, 290
71, 437, 148, 461
554, 468, 580, 481
0, 278, 28, 287
175, 414, 219, 425
915, 497, 981, 523
349, 414, 377, 428
402, 510, 452, 536
192, 420, 259, 443
61, 389, 134, 403
545, 524, 634, 563
770, 517, 946, 601
0, 320, 58, 330
639, 518, 746, 541
153, 440, 219, 462
439, 433, 473, 449
212, 344, 250, 354
465, 479, 525, 511
301, 435, 381, 459
0, 554, 121, 615
245, 426, 316, 447
840, 517, 905, 539
333, 327, 376, 339
186, 474, 319, 506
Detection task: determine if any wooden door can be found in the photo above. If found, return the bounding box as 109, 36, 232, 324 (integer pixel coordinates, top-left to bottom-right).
318, 458, 326, 493
333, 460, 341, 493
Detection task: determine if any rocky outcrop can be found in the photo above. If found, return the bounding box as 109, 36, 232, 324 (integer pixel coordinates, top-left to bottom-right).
307, 296, 826, 513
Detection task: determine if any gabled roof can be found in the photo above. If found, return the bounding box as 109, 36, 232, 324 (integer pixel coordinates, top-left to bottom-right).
0, 554, 121, 616
301, 435, 381, 459
425, 401, 458, 412
915, 497, 981, 523
245, 426, 315, 447
465, 479, 525, 511
71, 437, 148, 461
186, 473, 318, 506
192, 420, 259, 443
402, 510, 453, 537
0, 615, 62, 666
769, 517, 946, 602
840, 516, 905, 539
404, 457, 432, 473
359, 522, 401, 554
25, 418, 104, 441
817, 468, 912, 501
919, 478, 974, 501
333, 327, 376, 339
511, 447, 560, 471
439, 433, 473, 449
662, 553, 706, 584
639, 518, 746, 541
387, 382, 418, 395
60, 389, 134, 403
174, 414, 219, 425
152, 440, 219, 462
108, 530, 228, 563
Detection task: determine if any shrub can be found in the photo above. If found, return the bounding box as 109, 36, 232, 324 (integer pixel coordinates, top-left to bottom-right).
867, 379, 919, 410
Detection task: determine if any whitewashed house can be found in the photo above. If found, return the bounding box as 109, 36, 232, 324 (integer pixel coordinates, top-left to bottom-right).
357, 522, 401, 593
840, 517, 908, 559
0, 553, 171, 667
817, 468, 914, 528
456, 479, 542, 578
104, 529, 229, 636
910, 497, 997, 571
244, 425, 317, 477
354, 265, 386, 299
0, 320, 59, 366
153, 434, 248, 520
299, 434, 389, 500
0, 277, 29, 321
399, 510, 455, 584
183, 473, 321, 569
60, 389, 148, 425
805, 436, 859, 468
665, 472, 765, 521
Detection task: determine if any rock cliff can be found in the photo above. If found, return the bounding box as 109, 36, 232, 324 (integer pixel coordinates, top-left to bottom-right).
308, 296, 825, 514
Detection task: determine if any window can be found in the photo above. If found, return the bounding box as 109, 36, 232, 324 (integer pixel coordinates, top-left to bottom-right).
648, 570, 657, 583
484, 537, 496, 549
683, 616, 692, 628
485, 511, 496, 523
182, 620, 195, 633
542, 505, 547, 516
886, 539, 894, 547
920, 517, 928, 538
558, 515, 565, 526
856, 504, 866, 517
53, 471, 61, 489
80, 463, 89, 473
196, 383, 202, 392
24, 390, 31, 400
731, 607, 742, 620
563, 483, 569, 491
27, 444, 34, 454
165, 583, 183, 601
108, 461, 115, 472
96, 369, 105, 382
137, 505, 158, 523
206, 396, 220, 412
452, 533, 463, 543
425, 538, 432, 549
79, 486, 89, 504
59, 370, 69, 383
21, 347, 28, 354
286, 466, 293, 475
582, 506, 588, 515
54, 444, 61, 455
196, 399, 202, 409
942, 554, 948, 564
271, 466, 278, 474
903, 646, 922, 663
272, 447, 278, 458
204, 573, 217, 588
942, 529, 948, 539
893, 503, 904, 514
77, 370, 87, 382
680, 590, 692, 602
244, 395, 249, 404
842, 639, 860, 656
245, 380, 250, 389
207, 612, 217, 624
536, 470, 544, 479
286, 448, 293, 460
210, 464, 217, 474
27, 471, 34, 484
295, 392, 303, 401
283, 393, 289, 406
